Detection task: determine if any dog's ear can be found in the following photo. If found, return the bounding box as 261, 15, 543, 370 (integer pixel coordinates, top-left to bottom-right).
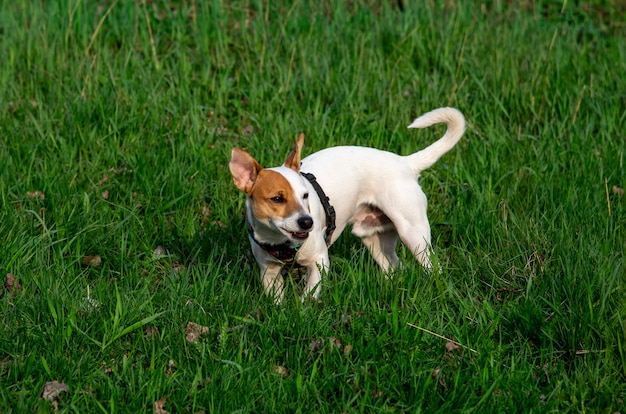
229, 148, 262, 194
284, 133, 304, 172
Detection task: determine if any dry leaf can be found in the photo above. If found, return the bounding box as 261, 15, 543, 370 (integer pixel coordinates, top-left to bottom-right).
445, 341, 460, 353
82, 255, 102, 267
309, 338, 323, 352
154, 397, 169, 414
42, 380, 68, 401
255, 307, 264, 322
101, 190, 110, 200
185, 322, 209, 343
27, 191, 45, 200
172, 261, 185, 273
201, 204, 211, 218
613, 186, 624, 196
145, 325, 160, 339
242, 125, 254, 136
272, 365, 289, 376
432, 368, 446, 388
343, 344, 353, 356
166, 359, 176, 377
153, 245, 165, 256
333, 313, 352, 329
5, 273, 22, 295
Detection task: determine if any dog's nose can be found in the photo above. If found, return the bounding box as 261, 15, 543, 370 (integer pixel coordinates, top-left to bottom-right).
298, 216, 313, 230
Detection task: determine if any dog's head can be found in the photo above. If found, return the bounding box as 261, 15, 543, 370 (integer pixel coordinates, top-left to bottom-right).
229, 134, 313, 243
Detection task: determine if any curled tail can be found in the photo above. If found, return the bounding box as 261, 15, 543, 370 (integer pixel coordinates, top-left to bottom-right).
406, 107, 466, 173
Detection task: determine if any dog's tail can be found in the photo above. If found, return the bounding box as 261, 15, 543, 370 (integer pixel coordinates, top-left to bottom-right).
406, 107, 466, 173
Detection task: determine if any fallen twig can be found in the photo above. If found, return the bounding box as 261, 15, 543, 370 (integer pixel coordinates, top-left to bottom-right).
407, 323, 478, 354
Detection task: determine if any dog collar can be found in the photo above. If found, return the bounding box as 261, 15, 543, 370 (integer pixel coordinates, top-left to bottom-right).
246, 219, 300, 263
301, 172, 336, 246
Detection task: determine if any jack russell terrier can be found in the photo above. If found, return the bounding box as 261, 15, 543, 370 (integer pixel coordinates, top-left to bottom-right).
229, 107, 466, 302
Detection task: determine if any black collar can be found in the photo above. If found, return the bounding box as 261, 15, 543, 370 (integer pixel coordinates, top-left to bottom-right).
301, 172, 336, 246
246, 172, 336, 263
246, 219, 300, 263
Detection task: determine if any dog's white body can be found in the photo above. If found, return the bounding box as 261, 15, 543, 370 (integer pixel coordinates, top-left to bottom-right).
229, 107, 466, 302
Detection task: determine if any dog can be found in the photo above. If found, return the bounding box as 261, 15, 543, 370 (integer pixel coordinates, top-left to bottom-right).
229, 107, 466, 302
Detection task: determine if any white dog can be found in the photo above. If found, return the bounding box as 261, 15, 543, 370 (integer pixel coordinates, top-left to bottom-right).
229, 107, 466, 302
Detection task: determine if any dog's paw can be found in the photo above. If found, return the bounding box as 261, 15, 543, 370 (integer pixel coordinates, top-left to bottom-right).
301, 284, 322, 304
271, 289, 285, 304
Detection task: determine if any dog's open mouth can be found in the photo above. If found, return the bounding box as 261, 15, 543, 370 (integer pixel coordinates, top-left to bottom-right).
290, 231, 309, 240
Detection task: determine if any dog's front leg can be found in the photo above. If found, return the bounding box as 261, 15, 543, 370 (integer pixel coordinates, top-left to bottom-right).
302, 255, 329, 302
260, 263, 285, 303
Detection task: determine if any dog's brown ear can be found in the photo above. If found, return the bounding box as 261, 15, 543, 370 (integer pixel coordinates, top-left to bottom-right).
229, 148, 262, 194
284, 133, 304, 172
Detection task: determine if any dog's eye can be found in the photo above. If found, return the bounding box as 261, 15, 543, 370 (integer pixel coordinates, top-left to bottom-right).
270, 195, 285, 204
303, 193, 309, 200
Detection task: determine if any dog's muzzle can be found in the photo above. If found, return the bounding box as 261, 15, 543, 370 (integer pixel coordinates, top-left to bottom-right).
290, 215, 313, 240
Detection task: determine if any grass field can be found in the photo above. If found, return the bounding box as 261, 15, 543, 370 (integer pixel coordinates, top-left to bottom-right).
1, 0, 625, 412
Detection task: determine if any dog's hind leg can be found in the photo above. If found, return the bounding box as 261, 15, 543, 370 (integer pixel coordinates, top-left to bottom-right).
361, 231, 400, 272
382, 187, 433, 270
396, 224, 432, 269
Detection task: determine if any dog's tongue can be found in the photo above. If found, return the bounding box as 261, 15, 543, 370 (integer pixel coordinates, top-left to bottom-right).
292, 232, 309, 240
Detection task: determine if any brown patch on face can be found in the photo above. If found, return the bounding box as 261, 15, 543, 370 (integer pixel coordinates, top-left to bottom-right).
249, 170, 304, 221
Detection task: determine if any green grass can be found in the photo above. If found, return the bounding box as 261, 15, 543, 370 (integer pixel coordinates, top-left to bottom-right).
1, 0, 625, 412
